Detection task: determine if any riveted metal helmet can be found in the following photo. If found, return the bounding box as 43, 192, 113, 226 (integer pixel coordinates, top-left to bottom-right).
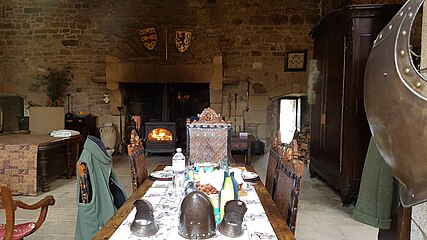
130, 199, 159, 237
178, 191, 216, 239
364, 0, 427, 207
217, 200, 247, 237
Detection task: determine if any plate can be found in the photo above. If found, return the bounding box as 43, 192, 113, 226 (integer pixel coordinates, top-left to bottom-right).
241, 171, 259, 182
149, 171, 173, 181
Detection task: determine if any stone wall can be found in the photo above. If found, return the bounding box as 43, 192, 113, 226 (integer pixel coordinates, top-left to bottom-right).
321, 0, 405, 15
0, 0, 321, 147
0, 0, 109, 115
209, 0, 320, 145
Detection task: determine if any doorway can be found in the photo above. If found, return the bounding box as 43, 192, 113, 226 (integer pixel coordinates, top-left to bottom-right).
279, 98, 301, 144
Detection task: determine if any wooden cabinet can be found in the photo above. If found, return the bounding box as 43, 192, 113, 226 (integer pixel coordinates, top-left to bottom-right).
231, 135, 255, 165
309, 4, 400, 205
65, 115, 98, 152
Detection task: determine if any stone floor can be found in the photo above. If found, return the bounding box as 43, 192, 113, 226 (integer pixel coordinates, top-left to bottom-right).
3, 154, 378, 240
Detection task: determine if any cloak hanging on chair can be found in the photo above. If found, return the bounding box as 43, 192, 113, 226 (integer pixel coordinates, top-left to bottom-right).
75, 136, 126, 240
353, 138, 399, 229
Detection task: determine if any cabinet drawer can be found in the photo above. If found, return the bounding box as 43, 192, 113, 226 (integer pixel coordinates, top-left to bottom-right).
231, 141, 248, 150
66, 119, 84, 124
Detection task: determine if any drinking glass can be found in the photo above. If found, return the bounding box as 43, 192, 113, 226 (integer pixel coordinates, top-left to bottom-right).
173, 173, 186, 197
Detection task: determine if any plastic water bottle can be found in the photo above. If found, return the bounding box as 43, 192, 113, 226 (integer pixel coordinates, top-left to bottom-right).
172, 148, 186, 196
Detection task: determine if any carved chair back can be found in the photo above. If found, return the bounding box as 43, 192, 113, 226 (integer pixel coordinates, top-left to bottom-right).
186, 108, 232, 164
127, 130, 148, 192
0, 184, 55, 240
271, 142, 304, 234
266, 149, 280, 197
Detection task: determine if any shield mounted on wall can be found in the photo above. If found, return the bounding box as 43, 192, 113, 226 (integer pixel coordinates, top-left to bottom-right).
139, 27, 157, 50
175, 31, 191, 53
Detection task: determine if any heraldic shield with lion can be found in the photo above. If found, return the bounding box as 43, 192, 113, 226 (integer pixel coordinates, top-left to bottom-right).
175, 30, 191, 52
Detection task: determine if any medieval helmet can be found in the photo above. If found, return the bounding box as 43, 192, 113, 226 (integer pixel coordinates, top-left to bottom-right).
178, 191, 216, 239
130, 199, 159, 237
364, 0, 427, 207
217, 200, 247, 237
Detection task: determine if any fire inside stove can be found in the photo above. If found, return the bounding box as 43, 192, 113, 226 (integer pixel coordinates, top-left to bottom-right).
148, 128, 173, 141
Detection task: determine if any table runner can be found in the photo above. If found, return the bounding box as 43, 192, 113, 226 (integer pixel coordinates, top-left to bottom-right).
0, 134, 65, 196
110, 181, 278, 239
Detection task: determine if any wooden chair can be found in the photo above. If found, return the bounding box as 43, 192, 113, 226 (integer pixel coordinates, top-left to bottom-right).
266, 132, 288, 196
272, 142, 304, 234
186, 107, 232, 165
378, 205, 411, 240
0, 184, 55, 240
127, 129, 148, 192
266, 149, 280, 197
77, 161, 92, 204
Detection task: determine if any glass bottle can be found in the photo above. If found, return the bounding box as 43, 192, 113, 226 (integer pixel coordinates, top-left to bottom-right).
219, 172, 238, 221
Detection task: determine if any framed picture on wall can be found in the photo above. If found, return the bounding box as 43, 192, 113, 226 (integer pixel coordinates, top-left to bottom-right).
284, 50, 308, 72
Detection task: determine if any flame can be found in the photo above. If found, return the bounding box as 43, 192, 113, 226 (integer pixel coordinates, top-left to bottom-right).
148, 128, 173, 141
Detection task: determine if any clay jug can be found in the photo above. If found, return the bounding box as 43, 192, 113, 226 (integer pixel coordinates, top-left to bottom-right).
100, 123, 117, 152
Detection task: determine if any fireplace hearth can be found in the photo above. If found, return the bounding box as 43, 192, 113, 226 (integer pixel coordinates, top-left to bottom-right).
123, 83, 210, 151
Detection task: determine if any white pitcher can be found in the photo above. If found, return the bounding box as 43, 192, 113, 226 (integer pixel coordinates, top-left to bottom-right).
100, 123, 116, 155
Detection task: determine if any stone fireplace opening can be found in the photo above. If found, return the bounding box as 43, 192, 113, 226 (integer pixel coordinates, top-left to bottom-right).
102, 56, 224, 154
123, 83, 210, 152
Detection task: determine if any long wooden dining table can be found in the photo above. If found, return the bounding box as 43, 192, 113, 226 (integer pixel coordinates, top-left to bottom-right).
0, 134, 81, 195
93, 165, 295, 240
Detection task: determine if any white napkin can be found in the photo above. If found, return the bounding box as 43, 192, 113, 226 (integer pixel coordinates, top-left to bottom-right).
50, 129, 80, 137
230, 168, 244, 185
200, 169, 224, 192
163, 166, 174, 172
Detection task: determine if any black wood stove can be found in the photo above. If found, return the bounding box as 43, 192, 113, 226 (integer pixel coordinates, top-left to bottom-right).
144, 122, 176, 154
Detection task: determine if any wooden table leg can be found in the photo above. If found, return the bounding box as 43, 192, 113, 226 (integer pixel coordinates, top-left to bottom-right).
39, 150, 49, 192
246, 139, 252, 166
66, 144, 72, 179
73, 141, 80, 176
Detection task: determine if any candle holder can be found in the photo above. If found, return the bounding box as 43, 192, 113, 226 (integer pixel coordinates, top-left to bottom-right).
65, 93, 73, 118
